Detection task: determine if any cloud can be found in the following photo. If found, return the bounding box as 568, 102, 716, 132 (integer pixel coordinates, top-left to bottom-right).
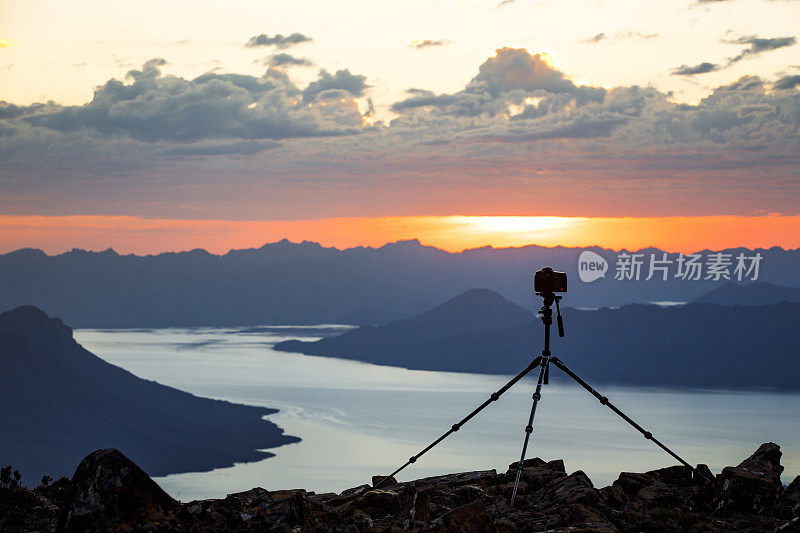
1, 48, 799, 220
159, 139, 280, 156
408, 39, 453, 49
672, 35, 795, 77
493, 110, 631, 141
580, 31, 658, 44
245, 33, 312, 49
392, 48, 606, 120
672, 62, 720, 75
267, 53, 313, 67
390, 90, 460, 113
389, 47, 800, 155
470, 48, 584, 96
727, 35, 796, 63
301, 69, 368, 103
774, 74, 800, 90
0, 102, 26, 119
2, 58, 363, 148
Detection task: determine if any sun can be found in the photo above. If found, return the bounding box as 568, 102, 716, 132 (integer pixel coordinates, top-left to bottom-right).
458, 216, 582, 238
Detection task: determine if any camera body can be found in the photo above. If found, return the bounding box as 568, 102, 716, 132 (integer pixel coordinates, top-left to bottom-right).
534, 267, 567, 293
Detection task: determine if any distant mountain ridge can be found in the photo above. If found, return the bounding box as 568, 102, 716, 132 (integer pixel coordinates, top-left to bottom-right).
1, 240, 799, 327
275, 289, 800, 390
276, 288, 535, 367
692, 281, 800, 306
0, 306, 299, 481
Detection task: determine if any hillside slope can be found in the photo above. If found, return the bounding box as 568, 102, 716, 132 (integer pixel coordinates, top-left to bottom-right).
276, 290, 800, 389
0, 306, 299, 481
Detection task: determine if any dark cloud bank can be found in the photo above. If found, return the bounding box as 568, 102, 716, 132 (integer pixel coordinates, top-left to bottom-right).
245, 32, 312, 49
728, 35, 796, 63
672, 34, 796, 76
0, 59, 368, 164
409, 39, 452, 49
390, 47, 798, 148
267, 53, 313, 67
0, 47, 799, 217
672, 62, 719, 75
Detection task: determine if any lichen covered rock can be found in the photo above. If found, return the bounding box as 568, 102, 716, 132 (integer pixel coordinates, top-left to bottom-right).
3, 443, 796, 532
56, 448, 187, 532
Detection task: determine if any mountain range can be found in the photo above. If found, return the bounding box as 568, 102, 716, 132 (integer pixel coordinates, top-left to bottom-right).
1, 240, 798, 327
0, 305, 299, 482
691, 281, 800, 306
275, 288, 800, 390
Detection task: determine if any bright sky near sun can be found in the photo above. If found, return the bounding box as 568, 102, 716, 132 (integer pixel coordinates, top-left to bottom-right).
1, 0, 799, 253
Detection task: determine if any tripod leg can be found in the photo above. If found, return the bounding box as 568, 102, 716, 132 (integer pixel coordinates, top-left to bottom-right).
550, 357, 709, 480
510, 356, 549, 505
373, 356, 543, 490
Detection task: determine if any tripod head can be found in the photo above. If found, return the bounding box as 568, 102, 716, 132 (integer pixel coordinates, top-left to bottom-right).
535, 291, 564, 338
536, 291, 558, 308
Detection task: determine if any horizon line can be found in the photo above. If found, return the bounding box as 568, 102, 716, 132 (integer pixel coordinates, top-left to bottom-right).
2, 214, 800, 256
2, 237, 797, 259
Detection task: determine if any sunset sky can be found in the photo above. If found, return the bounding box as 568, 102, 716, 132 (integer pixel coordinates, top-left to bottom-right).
1, 0, 799, 253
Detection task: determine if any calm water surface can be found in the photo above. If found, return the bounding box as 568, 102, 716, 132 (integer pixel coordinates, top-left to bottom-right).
75, 326, 800, 502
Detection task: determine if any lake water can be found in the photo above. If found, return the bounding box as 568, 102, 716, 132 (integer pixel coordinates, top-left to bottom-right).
74, 326, 800, 502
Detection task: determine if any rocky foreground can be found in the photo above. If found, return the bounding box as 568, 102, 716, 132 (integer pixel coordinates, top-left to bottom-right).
1, 443, 799, 532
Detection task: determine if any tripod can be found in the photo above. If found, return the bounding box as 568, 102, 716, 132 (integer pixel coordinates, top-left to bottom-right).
374, 291, 706, 505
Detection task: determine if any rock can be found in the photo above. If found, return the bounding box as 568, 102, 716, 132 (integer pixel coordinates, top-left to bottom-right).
7, 444, 792, 532
716, 442, 785, 515
356, 489, 400, 516
601, 465, 697, 512
339, 483, 371, 498
503, 467, 566, 495
411, 469, 497, 489
56, 448, 186, 532
539, 470, 602, 510
0, 486, 60, 532
372, 475, 397, 487
507, 457, 564, 473
432, 499, 495, 532
777, 475, 800, 519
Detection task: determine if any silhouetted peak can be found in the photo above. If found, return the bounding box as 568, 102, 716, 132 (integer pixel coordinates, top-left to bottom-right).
378, 239, 447, 254
378, 239, 422, 249
448, 288, 509, 305
263, 238, 294, 247
1, 305, 50, 323
1, 248, 47, 260
258, 239, 319, 250
63, 247, 119, 257
255, 239, 331, 253
182, 248, 213, 257
0, 305, 73, 345
418, 288, 535, 327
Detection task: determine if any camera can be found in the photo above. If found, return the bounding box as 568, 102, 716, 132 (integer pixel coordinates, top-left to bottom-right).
534, 267, 567, 293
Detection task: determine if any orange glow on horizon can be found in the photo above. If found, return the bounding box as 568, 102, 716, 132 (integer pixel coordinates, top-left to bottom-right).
0, 214, 798, 255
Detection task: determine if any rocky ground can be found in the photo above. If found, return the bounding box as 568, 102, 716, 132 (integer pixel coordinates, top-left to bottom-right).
1, 443, 799, 532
